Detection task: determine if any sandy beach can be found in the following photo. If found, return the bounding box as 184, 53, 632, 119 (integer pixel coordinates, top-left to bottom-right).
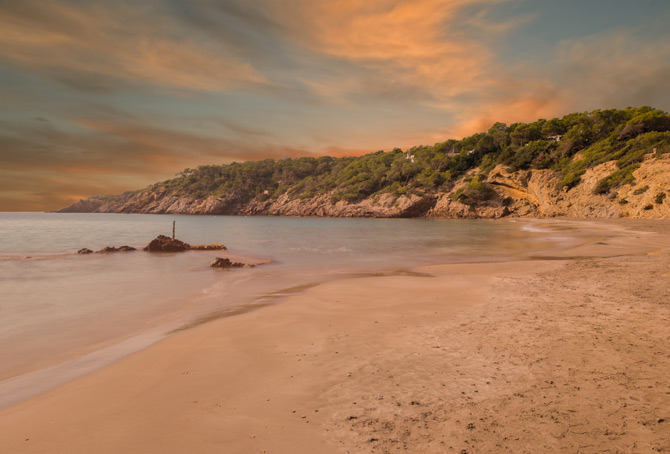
0, 219, 669, 453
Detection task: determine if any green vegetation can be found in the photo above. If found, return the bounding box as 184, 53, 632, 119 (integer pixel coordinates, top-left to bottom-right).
655, 192, 666, 204
450, 176, 497, 205
133, 107, 670, 204
633, 185, 650, 195
593, 165, 637, 195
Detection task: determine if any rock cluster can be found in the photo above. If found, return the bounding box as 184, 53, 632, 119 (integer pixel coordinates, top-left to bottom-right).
77, 237, 229, 255
77, 246, 137, 254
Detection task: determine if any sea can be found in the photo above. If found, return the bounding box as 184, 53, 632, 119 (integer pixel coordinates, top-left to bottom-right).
0, 212, 585, 407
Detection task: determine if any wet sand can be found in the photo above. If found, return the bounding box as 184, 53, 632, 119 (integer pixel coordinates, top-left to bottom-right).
0, 219, 668, 453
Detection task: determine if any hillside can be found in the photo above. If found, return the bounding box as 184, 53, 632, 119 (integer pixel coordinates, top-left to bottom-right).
60, 107, 670, 219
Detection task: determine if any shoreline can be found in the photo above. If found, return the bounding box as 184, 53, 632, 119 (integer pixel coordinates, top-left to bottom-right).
0, 216, 574, 406
0, 218, 668, 452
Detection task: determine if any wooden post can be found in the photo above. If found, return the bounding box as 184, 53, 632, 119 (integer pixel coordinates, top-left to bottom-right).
172, 220, 176, 240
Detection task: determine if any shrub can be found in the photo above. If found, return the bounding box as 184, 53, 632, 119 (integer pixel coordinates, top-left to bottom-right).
633, 185, 649, 195
593, 165, 637, 195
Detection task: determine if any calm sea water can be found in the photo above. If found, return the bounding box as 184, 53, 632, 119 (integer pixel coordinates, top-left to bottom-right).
0, 212, 578, 406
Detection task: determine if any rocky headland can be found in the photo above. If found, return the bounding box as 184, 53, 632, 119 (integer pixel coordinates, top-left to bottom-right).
59, 159, 670, 219
58, 107, 670, 219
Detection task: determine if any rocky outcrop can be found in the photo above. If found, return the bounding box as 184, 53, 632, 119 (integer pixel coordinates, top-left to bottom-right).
143, 235, 190, 252
190, 243, 227, 251
77, 246, 136, 254
210, 257, 253, 269
480, 158, 670, 218
62, 197, 107, 213
96, 246, 137, 253
59, 157, 670, 219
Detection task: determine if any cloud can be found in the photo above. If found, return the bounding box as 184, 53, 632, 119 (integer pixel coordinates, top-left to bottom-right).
0, 169, 145, 212
0, 113, 321, 210
442, 29, 670, 138
2, 0, 670, 212
555, 31, 670, 111
0, 1, 266, 92
274, 0, 514, 103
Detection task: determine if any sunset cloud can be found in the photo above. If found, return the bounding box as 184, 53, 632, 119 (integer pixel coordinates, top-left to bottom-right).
281, 0, 504, 103
0, 1, 265, 92
1, 0, 669, 211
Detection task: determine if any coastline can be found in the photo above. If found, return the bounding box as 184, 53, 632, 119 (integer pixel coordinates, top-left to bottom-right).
0, 218, 668, 453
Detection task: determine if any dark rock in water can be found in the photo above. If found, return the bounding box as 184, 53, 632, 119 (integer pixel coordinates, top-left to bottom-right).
210, 257, 253, 269
95, 245, 137, 253
144, 235, 190, 252
190, 243, 227, 251
77, 248, 94, 254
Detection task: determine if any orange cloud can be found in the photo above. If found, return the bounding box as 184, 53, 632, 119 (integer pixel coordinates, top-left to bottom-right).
444, 80, 567, 138
0, 2, 265, 91
281, 0, 513, 102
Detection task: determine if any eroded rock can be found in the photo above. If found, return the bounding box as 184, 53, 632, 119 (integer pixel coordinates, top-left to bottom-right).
210, 257, 253, 269
190, 243, 227, 251
95, 245, 137, 253
143, 235, 190, 252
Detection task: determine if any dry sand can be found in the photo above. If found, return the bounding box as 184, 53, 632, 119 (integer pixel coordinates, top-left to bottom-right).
0, 219, 669, 453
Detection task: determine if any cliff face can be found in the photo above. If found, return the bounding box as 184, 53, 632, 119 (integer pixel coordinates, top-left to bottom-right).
481, 157, 670, 218
59, 157, 670, 219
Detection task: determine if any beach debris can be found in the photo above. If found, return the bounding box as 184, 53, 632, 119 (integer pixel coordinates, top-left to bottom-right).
210, 257, 254, 269
77, 248, 93, 254
95, 245, 137, 253
144, 234, 190, 252
190, 243, 227, 251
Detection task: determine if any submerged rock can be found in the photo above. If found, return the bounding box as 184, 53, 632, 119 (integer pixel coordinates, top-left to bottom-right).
144, 235, 190, 252
77, 248, 94, 254
210, 257, 254, 269
190, 243, 227, 251
95, 245, 137, 253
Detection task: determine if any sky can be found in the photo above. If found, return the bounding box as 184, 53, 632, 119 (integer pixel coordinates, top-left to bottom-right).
1, 0, 669, 211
